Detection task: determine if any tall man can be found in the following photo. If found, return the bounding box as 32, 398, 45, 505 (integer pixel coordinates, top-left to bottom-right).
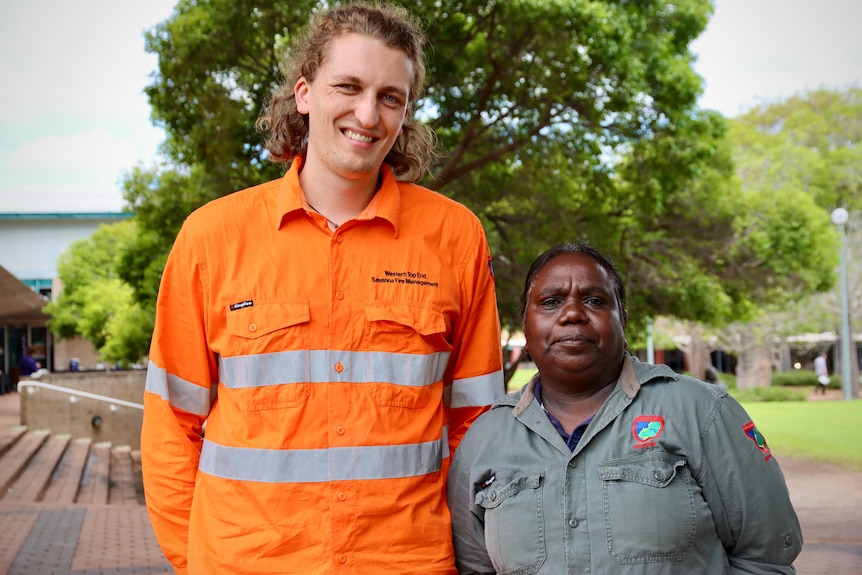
140, 2, 504, 574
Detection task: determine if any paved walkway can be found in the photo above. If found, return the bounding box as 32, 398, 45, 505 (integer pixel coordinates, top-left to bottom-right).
0, 390, 860, 574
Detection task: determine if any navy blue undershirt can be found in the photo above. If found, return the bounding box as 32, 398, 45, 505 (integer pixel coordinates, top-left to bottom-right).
534, 380, 594, 451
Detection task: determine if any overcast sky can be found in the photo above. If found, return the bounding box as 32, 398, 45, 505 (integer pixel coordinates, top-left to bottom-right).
1, 0, 860, 213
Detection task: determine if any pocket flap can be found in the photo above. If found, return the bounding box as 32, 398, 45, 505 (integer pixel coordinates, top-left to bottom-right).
475, 472, 543, 509
599, 453, 686, 488
364, 302, 447, 336
226, 302, 310, 339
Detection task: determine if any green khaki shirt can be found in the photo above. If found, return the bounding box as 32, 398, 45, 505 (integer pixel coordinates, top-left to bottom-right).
448, 355, 802, 574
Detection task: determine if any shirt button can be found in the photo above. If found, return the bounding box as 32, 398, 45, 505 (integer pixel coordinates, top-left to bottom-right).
335, 362, 344, 373
335, 426, 345, 435
784, 534, 793, 547
337, 491, 347, 501
248, 323, 258, 332
336, 236, 343, 244
336, 291, 344, 300
414, 323, 422, 331
338, 555, 347, 564
568, 519, 578, 528
654, 471, 665, 482
489, 491, 497, 501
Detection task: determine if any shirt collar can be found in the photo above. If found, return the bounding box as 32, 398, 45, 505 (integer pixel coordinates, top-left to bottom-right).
276, 157, 402, 236
511, 353, 657, 417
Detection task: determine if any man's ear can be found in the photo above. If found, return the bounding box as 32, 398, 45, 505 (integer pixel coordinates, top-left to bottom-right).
295, 77, 310, 114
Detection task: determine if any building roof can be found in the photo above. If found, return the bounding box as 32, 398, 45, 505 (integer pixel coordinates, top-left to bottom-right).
0, 264, 50, 321
0, 212, 133, 220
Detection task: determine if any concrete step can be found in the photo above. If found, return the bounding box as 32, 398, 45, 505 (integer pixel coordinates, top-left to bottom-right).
0, 425, 27, 457
42, 437, 92, 504
5, 433, 71, 503
0, 427, 145, 506
0, 429, 50, 496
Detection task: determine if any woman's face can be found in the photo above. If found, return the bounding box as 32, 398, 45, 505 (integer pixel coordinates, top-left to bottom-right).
523, 253, 627, 387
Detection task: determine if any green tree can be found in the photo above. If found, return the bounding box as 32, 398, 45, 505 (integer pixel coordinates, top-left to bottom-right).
121, 0, 837, 383
125, 1, 719, 327
44, 222, 152, 365
705, 88, 861, 388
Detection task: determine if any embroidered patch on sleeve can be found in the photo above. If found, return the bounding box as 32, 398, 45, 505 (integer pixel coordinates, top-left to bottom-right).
632, 415, 665, 449
487, 255, 495, 280
742, 421, 772, 461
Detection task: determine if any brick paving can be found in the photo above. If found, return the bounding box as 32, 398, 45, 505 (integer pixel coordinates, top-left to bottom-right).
1, 390, 860, 574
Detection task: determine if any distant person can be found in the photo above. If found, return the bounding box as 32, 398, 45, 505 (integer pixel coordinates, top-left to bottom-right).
140, 2, 503, 574
704, 364, 728, 390
448, 243, 802, 574
704, 364, 718, 384
814, 351, 830, 394
19, 346, 39, 377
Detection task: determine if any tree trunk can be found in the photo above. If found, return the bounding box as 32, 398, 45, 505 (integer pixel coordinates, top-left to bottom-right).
736, 324, 772, 388
686, 326, 710, 381
777, 340, 793, 372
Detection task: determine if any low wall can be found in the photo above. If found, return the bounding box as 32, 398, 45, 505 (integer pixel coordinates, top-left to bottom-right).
18, 370, 146, 449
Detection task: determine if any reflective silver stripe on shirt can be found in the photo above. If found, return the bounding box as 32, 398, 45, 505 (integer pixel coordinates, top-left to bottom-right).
145, 363, 212, 416
198, 437, 443, 483
218, 349, 452, 388
448, 369, 504, 408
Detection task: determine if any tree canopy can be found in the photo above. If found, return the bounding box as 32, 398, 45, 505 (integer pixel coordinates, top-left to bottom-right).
53, 0, 839, 371
714, 88, 860, 388
44, 222, 153, 366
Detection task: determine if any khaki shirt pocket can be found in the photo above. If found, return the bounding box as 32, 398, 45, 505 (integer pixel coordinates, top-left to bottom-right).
599, 452, 696, 563
474, 470, 546, 575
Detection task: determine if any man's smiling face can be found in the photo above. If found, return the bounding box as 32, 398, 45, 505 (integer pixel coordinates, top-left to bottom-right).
295, 32, 412, 182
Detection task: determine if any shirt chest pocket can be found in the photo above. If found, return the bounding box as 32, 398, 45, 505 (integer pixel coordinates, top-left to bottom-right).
362, 302, 450, 408
222, 302, 312, 411
363, 301, 450, 352
225, 302, 311, 355
475, 471, 546, 575
599, 452, 696, 564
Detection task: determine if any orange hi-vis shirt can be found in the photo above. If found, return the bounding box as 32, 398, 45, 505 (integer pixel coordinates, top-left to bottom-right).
141, 159, 504, 575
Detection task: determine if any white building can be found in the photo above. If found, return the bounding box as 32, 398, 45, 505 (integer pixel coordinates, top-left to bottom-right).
0, 212, 132, 378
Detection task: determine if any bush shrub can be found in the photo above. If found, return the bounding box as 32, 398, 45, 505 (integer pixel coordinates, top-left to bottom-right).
730, 386, 808, 402
717, 371, 737, 389
772, 369, 840, 389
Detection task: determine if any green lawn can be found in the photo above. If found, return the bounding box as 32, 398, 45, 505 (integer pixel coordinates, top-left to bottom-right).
505, 369, 862, 471
506, 368, 536, 393
740, 400, 862, 471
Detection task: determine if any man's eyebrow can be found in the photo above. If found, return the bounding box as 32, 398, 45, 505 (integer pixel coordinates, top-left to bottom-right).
331, 74, 362, 85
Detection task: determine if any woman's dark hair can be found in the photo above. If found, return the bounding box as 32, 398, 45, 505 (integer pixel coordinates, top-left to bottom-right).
256, 0, 438, 182
519, 243, 627, 324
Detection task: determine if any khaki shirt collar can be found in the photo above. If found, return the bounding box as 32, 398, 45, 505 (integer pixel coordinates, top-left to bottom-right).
510, 353, 669, 417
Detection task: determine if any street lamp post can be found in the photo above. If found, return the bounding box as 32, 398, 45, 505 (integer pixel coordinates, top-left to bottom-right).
831, 208, 853, 401
646, 317, 655, 364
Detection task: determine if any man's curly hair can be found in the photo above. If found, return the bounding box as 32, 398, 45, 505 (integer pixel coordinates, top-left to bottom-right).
256, 1, 438, 183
